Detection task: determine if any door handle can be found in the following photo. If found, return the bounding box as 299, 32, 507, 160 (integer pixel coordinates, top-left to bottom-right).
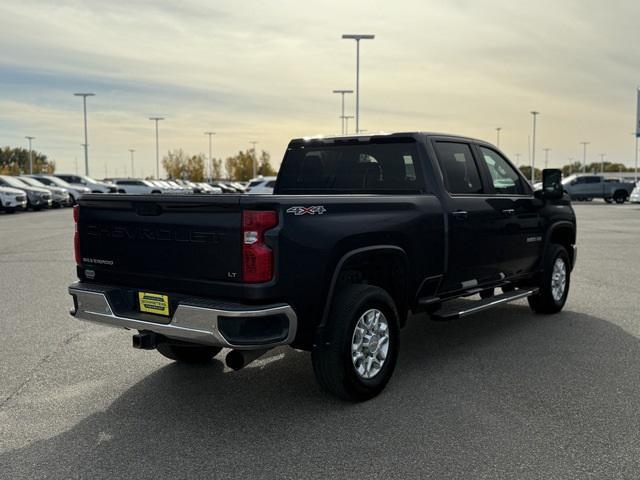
502, 208, 515, 216
452, 210, 468, 220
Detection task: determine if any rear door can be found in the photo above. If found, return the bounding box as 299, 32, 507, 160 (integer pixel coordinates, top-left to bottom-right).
432, 140, 501, 292
474, 145, 543, 276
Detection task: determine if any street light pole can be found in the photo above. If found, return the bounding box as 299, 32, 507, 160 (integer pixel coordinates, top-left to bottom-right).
250, 141, 258, 178
73, 93, 95, 176
332, 89, 354, 135
342, 115, 354, 135
128, 149, 135, 178
495, 127, 502, 148
543, 148, 550, 169
599, 153, 606, 174
580, 141, 590, 173
342, 34, 375, 134
635, 135, 639, 183
25, 136, 35, 174
530, 111, 539, 184
515, 153, 521, 165
204, 132, 216, 182
149, 117, 164, 179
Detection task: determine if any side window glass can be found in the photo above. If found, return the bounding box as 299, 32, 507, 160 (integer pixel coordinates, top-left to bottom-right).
478, 147, 525, 195
434, 142, 483, 194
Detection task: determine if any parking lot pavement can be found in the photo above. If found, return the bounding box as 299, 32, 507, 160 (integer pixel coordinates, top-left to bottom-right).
1, 204, 639, 479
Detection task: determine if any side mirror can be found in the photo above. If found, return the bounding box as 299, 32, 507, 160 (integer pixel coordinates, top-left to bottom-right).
541, 168, 563, 199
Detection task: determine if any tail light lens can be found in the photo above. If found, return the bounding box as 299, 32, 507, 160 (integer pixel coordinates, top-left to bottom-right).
242, 210, 277, 283
73, 205, 81, 265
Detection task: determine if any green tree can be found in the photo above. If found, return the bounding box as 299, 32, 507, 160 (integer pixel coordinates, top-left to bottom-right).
162, 149, 205, 181
211, 157, 224, 179
518, 165, 542, 182
225, 149, 255, 181
162, 149, 188, 180
0, 146, 55, 175
257, 150, 276, 176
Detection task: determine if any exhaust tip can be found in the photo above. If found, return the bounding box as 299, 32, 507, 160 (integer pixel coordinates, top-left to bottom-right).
225, 348, 270, 371
132, 332, 157, 350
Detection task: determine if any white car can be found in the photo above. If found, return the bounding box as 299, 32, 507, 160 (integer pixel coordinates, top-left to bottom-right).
246, 176, 277, 194
53, 174, 117, 194
195, 182, 223, 194
113, 179, 169, 194
0, 186, 27, 213
630, 182, 640, 203
27, 174, 90, 204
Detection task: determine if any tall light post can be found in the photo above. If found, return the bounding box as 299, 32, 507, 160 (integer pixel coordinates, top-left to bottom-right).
149, 117, 164, 179
342, 115, 354, 135
342, 34, 375, 134
204, 132, 216, 182
599, 153, 606, 174
73, 93, 95, 176
580, 141, 590, 173
250, 141, 259, 178
515, 153, 521, 165
543, 148, 550, 169
128, 149, 135, 178
25, 136, 35, 174
634, 134, 639, 183
332, 89, 354, 135
495, 127, 502, 148
530, 111, 539, 183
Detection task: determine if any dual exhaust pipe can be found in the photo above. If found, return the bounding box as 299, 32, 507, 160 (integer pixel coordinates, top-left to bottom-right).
132, 332, 269, 370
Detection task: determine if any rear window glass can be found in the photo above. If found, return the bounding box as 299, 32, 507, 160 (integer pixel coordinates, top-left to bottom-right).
276, 140, 423, 194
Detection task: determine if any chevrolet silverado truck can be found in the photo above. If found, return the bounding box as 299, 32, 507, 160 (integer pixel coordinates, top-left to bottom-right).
68, 132, 577, 401
562, 174, 635, 203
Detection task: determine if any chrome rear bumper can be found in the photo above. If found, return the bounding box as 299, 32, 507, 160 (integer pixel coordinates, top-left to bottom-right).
68, 283, 297, 350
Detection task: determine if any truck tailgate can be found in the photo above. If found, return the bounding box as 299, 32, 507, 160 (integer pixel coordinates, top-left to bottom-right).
77, 195, 243, 285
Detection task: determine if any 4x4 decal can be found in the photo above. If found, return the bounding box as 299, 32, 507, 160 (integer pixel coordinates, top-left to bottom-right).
286, 206, 327, 216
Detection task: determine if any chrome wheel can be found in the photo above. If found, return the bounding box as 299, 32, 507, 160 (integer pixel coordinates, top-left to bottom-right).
551, 257, 567, 302
351, 308, 390, 379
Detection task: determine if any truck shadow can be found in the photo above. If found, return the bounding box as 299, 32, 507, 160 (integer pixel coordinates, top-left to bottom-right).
3, 305, 640, 479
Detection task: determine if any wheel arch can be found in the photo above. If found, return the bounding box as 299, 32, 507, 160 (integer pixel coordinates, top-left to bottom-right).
318, 245, 410, 335
544, 221, 576, 270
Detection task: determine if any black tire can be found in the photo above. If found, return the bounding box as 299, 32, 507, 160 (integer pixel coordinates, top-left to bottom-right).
613, 191, 627, 204
4, 207, 16, 214
156, 343, 222, 364
312, 284, 400, 401
528, 244, 570, 314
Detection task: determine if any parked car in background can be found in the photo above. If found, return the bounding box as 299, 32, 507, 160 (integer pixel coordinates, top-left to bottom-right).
19, 176, 71, 207
112, 179, 167, 194
246, 176, 277, 194
209, 181, 238, 193
229, 182, 247, 192
26, 174, 90, 204
562, 174, 635, 203
195, 182, 223, 194
0, 175, 52, 210
0, 186, 27, 213
53, 174, 117, 194
629, 182, 640, 204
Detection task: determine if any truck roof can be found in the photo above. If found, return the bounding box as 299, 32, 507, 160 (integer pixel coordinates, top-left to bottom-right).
289, 131, 490, 146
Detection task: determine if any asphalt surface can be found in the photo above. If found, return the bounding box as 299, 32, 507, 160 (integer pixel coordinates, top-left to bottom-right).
1, 203, 639, 479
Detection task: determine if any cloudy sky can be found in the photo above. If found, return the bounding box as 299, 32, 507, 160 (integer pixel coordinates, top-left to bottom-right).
1, 0, 638, 177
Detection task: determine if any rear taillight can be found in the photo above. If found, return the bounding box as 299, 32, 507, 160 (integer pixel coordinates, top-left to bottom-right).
73, 205, 81, 265
242, 210, 278, 283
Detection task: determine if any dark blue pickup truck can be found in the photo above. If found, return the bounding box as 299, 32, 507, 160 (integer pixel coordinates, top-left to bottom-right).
68, 132, 577, 401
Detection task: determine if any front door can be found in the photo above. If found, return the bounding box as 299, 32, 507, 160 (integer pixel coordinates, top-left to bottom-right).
474, 145, 543, 277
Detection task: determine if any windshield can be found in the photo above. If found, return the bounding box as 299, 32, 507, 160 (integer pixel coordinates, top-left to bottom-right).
276, 139, 423, 194
0, 176, 29, 188
41, 176, 71, 187
562, 175, 577, 185
19, 177, 47, 188
79, 175, 98, 184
